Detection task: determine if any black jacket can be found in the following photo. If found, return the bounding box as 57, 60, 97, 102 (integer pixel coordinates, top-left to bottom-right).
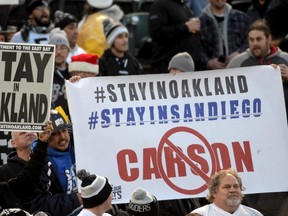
99, 49, 143, 76
52, 67, 71, 117
0, 151, 26, 182
148, 0, 204, 72
0, 140, 48, 209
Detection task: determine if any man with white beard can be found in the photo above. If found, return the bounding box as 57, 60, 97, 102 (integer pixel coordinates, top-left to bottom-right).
190, 168, 263, 216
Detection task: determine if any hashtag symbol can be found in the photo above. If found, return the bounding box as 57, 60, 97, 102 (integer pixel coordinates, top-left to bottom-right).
88, 111, 98, 129
94, 86, 106, 103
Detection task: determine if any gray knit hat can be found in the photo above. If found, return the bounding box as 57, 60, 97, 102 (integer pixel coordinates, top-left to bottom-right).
54, 10, 77, 30
48, 28, 70, 49
128, 188, 159, 216
168, 52, 195, 72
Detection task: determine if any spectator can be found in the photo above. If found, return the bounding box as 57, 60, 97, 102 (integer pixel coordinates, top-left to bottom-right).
226, 21, 288, 215
0, 25, 17, 42
0, 131, 37, 182
48, 28, 71, 117
190, 168, 263, 215
168, 52, 195, 74
99, 18, 143, 76
54, 10, 86, 63
5, 25, 17, 42
77, 0, 113, 57
69, 53, 99, 83
27, 106, 82, 215
246, 0, 272, 24
227, 20, 288, 70
127, 188, 159, 216
199, 0, 249, 69
11, 0, 54, 44
227, 20, 288, 85
0, 122, 50, 210
76, 169, 113, 216
148, 0, 204, 73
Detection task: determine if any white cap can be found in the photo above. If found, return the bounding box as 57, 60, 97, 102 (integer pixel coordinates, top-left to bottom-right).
87, 0, 113, 9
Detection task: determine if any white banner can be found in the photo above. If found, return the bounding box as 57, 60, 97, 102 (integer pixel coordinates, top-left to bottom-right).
0, 43, 55, 132
66, 65, 288, 203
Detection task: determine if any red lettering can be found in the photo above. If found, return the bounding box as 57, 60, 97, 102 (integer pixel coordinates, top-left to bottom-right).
187, 144, 209, 175
232, 141, 254, 172
164, 146, 187, 177
116, 140, 254, 182
211, 143, 232, 171
143, 148, 161, 179
117, 149, 139, 181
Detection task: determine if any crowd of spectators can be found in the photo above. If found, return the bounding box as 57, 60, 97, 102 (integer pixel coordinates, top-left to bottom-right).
0, 0, 288, 215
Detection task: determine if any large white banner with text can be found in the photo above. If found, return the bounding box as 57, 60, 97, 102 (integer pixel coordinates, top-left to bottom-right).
66, 65, 288, 203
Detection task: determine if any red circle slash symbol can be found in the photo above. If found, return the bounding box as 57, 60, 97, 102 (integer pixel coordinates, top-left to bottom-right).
157, 126, 217, 195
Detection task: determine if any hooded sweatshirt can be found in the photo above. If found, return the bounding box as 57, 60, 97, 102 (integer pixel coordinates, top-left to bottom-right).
0, 152, 27, 182
227, 46, 288, 123
227, 47, 288, 68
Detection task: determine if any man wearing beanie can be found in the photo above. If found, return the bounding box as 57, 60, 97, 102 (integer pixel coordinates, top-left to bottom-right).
26, 106, 82, 215
54, 10, 86, 63
128, 188, 159, 216
48, 29, 71, 117
98, 18, 143, 76
168, 52, 195, 73
11, 0, 54, 44
77, 169, 113, 216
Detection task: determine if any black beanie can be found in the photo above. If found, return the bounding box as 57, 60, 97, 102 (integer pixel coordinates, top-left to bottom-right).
54, 10, 77, 29
128, 188, 159, 216
77, 169, 112, 208
26, 0, 48, 16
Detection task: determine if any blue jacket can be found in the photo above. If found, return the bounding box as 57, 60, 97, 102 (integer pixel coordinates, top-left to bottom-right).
27, 140, 82, 216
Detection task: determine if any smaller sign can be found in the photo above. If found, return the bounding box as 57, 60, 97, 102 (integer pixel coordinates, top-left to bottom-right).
0, 42, 55, 132
0, 0, 19, 5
